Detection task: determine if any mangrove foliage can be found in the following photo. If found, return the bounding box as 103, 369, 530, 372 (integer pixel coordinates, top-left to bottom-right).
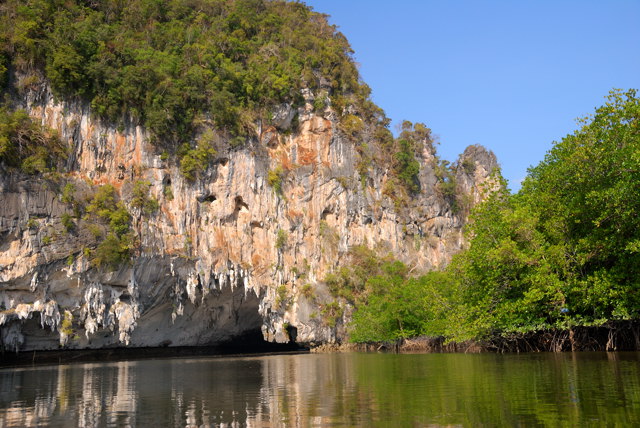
348, 89, 640, 343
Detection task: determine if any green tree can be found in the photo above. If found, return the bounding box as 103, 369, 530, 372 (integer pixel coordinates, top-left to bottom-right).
394, 139, 420, 193
349, 89, 640, 344
178, 131, 217, 181
519, 89, 640, 322
436, 89, 640, 341
130, 180, 159, 215
85, 184, 134, 268
0, 107, 67, 173
346, 261, 407, 341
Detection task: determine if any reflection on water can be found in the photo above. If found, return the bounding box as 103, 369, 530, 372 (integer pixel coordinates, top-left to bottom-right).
1, 352, 640, 426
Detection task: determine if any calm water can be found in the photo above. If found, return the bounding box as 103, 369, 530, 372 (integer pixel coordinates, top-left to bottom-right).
1, 352, 639, 427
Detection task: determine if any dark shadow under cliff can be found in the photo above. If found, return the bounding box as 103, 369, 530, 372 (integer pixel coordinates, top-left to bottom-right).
0, 329, 308, 368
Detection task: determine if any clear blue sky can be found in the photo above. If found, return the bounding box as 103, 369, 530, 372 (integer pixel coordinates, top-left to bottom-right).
304, 0, 640, 191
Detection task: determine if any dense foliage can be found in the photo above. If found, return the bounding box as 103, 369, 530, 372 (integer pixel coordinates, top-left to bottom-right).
1, 0, 436, 193
0, 0, 372, 145
84, 184, 134, 268
0, 107, 67, 173
349, 89, 640, 343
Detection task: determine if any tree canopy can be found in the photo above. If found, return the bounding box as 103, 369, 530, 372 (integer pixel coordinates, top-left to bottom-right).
0, 0, 374, 145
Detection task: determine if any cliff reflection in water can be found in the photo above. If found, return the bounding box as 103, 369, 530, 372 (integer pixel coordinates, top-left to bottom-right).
0, 354, 367, 427
2, 352, 640, 426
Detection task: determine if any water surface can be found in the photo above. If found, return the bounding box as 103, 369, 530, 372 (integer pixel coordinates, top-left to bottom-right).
1, 352, 639, 426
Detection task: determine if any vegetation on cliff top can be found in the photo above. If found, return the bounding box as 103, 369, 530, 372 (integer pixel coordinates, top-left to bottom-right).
0, 0, 373, 141
0, 0, 435, 195
348, 89, 640, 343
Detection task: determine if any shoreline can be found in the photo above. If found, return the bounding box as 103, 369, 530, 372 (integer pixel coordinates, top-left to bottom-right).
312, 320, 640, 354
0, 340, 308, 368
3, 321, 638, 368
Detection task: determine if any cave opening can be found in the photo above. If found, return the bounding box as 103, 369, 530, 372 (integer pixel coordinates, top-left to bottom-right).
285, 324, 298, 344
1, 281, 306, 367
198, 194, 217, 203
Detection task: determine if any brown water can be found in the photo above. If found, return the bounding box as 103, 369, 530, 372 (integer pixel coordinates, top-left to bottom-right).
1, 351, 639, 427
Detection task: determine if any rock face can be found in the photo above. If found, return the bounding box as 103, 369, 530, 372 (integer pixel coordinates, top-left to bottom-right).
0, 79, 499, 351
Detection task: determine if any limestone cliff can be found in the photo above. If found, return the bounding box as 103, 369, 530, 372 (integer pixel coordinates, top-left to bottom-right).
0, 76, 498, 352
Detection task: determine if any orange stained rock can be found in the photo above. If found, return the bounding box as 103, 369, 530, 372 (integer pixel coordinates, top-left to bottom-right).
297, 145, 317, 166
